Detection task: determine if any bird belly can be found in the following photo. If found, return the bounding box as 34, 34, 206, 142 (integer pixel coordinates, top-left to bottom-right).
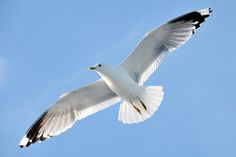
100, 67, 142, 101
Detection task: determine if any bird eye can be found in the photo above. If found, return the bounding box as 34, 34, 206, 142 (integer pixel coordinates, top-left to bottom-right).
98, 64, 102, 67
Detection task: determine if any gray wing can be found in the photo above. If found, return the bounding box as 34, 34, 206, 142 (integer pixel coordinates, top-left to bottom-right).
19, 80, 120, 148
121, 8, 212, 85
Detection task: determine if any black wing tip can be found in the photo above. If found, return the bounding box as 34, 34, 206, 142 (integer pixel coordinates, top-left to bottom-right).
19, 136, 48, 148
19, 136, 32, 148
19, 111, 49, 148
209, 8, 213, 13
169, 8, 212, 24
19, 145, 28, 148
168, 8, 212, 35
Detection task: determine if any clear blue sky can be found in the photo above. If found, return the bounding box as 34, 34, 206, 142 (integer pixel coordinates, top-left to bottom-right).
1, 0, 235, 157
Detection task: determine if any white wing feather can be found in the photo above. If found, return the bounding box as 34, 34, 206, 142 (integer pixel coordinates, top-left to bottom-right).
19, 79, 120, 147
122, 8, 212, 85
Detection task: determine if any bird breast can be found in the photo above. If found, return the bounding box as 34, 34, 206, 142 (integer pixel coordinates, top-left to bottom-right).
98, 66, 142, 100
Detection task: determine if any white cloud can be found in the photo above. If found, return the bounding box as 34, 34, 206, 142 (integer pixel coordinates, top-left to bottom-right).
123, 24, 144, 44
0, 58, 8, 89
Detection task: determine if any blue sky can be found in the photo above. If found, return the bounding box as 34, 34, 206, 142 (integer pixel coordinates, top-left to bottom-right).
1, 0, 235, 156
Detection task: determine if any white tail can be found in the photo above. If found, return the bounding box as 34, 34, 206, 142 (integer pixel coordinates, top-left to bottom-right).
118, 86, 164, 124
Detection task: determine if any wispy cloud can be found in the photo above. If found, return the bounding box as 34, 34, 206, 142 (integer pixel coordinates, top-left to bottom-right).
0, 58, 8, 89
123, 24, 144, 45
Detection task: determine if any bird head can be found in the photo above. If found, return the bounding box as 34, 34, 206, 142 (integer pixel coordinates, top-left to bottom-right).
89, 63, 103, 71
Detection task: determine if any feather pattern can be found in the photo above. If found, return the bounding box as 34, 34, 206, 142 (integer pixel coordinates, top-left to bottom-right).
19, 80, 120, 147
122, 8, 212, 85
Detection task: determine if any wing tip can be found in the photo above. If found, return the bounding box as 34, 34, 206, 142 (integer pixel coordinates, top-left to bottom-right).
168, 7, 212, 35
169, 7, 212, 25
197, 8, 213, 16
19, 133, 51, 148
19, 135, 31, 148
19, 111, 49, 148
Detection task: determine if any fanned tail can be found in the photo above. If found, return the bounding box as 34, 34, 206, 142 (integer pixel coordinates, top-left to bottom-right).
118, 86, 164, 124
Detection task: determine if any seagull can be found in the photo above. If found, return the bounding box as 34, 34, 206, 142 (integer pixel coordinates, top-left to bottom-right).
19, 8, 212, 148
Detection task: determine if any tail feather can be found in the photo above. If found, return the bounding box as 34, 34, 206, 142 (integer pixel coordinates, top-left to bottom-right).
118, 101, 143, 124
118, 86, 164, 124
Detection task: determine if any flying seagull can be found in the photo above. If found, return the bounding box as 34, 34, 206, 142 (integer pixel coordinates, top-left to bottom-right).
19, 8, 212, 148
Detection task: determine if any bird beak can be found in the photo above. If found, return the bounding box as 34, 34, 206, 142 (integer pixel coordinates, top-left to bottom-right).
89, 67, 96, 70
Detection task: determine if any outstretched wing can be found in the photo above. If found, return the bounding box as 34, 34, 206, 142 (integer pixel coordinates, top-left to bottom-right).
121, 8, 212, 85
19, 80, 120, 148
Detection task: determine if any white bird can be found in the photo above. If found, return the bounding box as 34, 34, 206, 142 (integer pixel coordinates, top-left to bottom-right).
19, 8, 212, 148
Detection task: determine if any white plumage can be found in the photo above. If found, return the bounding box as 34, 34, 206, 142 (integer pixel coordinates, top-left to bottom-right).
19, 8, 211, 148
